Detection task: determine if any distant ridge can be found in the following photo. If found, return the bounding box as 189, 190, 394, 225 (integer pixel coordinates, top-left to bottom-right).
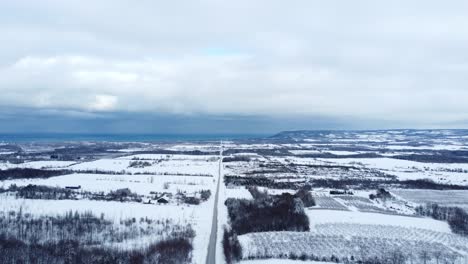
270, 129, 468, 141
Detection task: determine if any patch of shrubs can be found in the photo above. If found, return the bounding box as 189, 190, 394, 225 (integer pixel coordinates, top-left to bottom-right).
295, 186, 316, 207
369, 188, 392, 200
128, 160, 153, 168
247, 186, 316, 207
177, 189, 211, 205
200, 189, 211, 201
182, 196, 201, 205
106, 188, 142, 202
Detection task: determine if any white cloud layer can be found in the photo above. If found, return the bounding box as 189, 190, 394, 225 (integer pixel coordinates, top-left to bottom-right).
1, 0, 468, 126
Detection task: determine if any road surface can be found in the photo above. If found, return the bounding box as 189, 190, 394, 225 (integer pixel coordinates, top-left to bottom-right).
206, 143, 222, 264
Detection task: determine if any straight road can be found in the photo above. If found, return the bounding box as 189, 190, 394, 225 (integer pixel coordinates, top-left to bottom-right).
206, 143, 222, 264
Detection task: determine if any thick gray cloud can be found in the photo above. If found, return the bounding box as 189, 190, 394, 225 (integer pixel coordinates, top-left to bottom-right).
1, 0, 468, 129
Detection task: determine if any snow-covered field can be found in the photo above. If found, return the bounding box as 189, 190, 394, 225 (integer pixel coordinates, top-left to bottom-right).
238, 230, 467, 261
1, 173, 214, 196
1, 130, 468, 263
0, 160, 77, 170
225, 186, 253, 200
241, 260, 330, 264
307, 210, 450, 233
0, 193, 214, 263
316, 157, 468, 185
392, 189, 468, 210
238, 210, 468, 262
0, 152, 221, 264
67, 154, 219, 176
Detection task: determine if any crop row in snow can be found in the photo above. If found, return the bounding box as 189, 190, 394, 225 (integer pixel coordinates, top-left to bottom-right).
238, 231, 465, 263
312, 223, 468, 252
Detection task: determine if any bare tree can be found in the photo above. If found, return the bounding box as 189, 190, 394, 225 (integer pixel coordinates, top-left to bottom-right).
442, 253, 458, 264
419, 250, 432, 264
389, 249, 407, 264
358, 243, 371, 262
433, 250, 443, 264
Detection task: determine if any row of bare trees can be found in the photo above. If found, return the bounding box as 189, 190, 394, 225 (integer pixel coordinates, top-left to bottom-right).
0, 210, 195, 264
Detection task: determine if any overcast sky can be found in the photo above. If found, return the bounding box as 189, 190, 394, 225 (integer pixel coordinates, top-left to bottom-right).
1, 0, 468, 133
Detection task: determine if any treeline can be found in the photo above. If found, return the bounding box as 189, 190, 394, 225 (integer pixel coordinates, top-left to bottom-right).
223, 187, 311, 263
416, 203, 468, 236
222, 156, 251, 163
0, 167, 212, 178
74, 169, 212, 177
223, 148, 291, 157
393, 151, 468, 164
178, 189, 211, 205
312, 178, 468, 190
133, 149, 217, 156
2, 184, 144, 203
225, 176, 300, 190
296, 153, 381, 159
225, 176, 468, 191
0, 168, 70, 181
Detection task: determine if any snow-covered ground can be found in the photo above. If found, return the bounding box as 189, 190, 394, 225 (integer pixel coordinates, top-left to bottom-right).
66, 154, 219, 176
0, 193, 214, 263
384, 144, 467, 151
307, 209, 451, 233
241, 260, 331, 264
0, 153, 221, 264
288, 150, 321, 155
319, 157, 468, 185
225, 186, 253, 200
1, 130, 468, 263
0, 160, 77, 169
1, 173, 214, 196
392, 189, 468, 210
